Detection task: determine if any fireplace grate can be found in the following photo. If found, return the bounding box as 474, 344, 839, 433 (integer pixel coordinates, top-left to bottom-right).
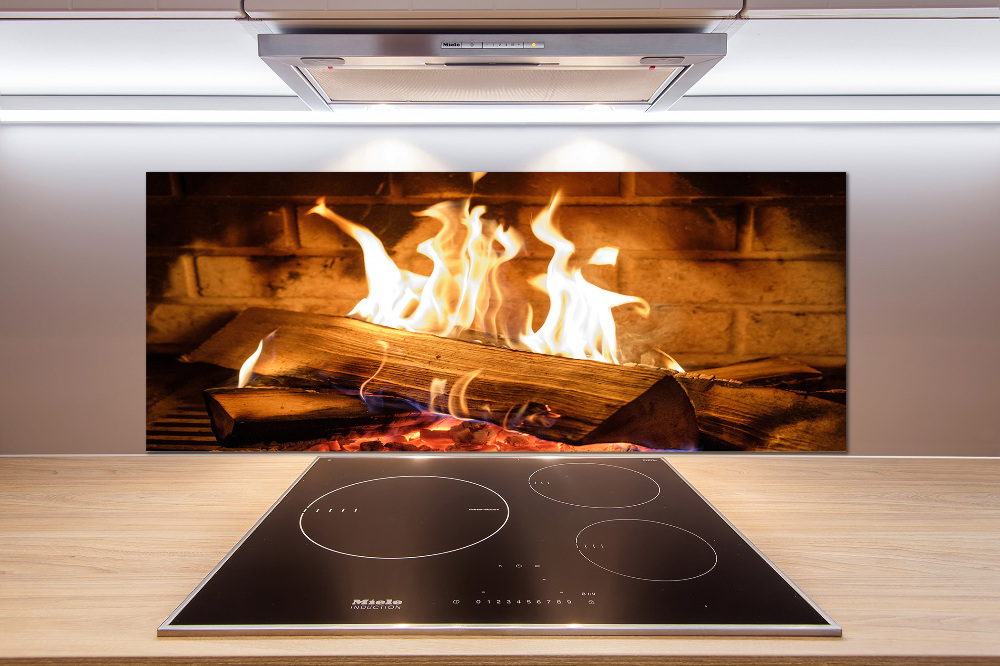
146, 401, 218, 451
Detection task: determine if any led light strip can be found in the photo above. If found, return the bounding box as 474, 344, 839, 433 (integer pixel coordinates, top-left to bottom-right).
2, 96, 999, 124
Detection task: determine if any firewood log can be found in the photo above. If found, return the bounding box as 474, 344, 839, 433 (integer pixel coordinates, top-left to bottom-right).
186, 308, 699, 450
204, 387, 427, 448
674, 374, 846, 452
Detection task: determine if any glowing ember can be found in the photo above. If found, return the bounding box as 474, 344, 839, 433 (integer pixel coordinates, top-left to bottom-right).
300, 416, 653, 454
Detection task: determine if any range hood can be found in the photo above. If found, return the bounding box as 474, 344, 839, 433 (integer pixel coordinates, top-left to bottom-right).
258, 33, 726, 113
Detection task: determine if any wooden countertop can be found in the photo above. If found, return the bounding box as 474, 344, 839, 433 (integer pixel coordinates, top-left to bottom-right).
1, 454, 998, 665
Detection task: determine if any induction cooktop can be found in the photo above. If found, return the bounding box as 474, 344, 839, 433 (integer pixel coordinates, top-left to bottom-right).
159, 455, 840, 636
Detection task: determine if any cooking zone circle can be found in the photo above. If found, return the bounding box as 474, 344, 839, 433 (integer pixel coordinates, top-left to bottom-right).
299, 476, 509, 559
528, 463, 661, 508
576, 519, 718, 582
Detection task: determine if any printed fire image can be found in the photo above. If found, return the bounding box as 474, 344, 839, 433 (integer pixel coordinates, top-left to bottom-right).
146, 172, 846, 453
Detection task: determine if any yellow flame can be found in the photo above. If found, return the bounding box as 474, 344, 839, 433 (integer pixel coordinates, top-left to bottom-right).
311, 191, 653, 365
310, 197, 524, 340
589, 246, 619, 266
237, 338, 263, 388
308, 198, 428, 328
519, 193, 649, 363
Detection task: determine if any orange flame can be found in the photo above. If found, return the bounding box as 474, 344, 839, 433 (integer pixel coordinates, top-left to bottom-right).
310, 191, 653, 366
519, 193, 649, 364
237, 330, 277, 388
308, 197, 525, 340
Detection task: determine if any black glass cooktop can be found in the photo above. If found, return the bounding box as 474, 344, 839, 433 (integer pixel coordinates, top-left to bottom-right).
159, 455, 840, 636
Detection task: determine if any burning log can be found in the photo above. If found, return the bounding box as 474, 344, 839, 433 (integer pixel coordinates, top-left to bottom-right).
674, 374, 846, 452
187, 308, 700, 450
204, 387, 428, 448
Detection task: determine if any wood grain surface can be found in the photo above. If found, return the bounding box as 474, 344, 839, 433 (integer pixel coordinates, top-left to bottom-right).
0, 454, 998, 665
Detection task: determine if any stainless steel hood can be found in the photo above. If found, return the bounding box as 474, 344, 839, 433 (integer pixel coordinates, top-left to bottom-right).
258, 33, 726, 113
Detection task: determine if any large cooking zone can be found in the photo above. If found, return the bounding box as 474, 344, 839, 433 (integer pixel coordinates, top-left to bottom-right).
147, 172, 846, 454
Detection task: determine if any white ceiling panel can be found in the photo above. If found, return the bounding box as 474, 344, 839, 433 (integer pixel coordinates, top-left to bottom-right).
0, 19, 289, 95
688, 18, 1000, 95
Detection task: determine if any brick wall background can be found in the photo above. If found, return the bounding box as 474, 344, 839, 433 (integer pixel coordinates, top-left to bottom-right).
147, 172, 846, 371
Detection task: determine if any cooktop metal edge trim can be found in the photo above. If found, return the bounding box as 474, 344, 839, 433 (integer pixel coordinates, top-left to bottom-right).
657, 459, 842, 636
158, 622, 842, 637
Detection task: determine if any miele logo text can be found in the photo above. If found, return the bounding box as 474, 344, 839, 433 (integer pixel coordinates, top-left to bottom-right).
351, 599, 403, 610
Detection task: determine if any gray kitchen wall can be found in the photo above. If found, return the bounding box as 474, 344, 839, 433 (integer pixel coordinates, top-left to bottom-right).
1, 121, 998, 456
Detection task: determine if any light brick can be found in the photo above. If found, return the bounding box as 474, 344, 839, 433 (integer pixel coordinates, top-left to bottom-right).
622, 259, 846, 306
145, 304, 236, 346
196, 255, 368, 301
745, 312, 846, 356
753, 204, 846, 253
617, 306, 733, 357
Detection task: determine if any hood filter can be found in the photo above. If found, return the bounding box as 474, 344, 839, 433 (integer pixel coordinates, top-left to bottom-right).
305, 66, 683, 104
